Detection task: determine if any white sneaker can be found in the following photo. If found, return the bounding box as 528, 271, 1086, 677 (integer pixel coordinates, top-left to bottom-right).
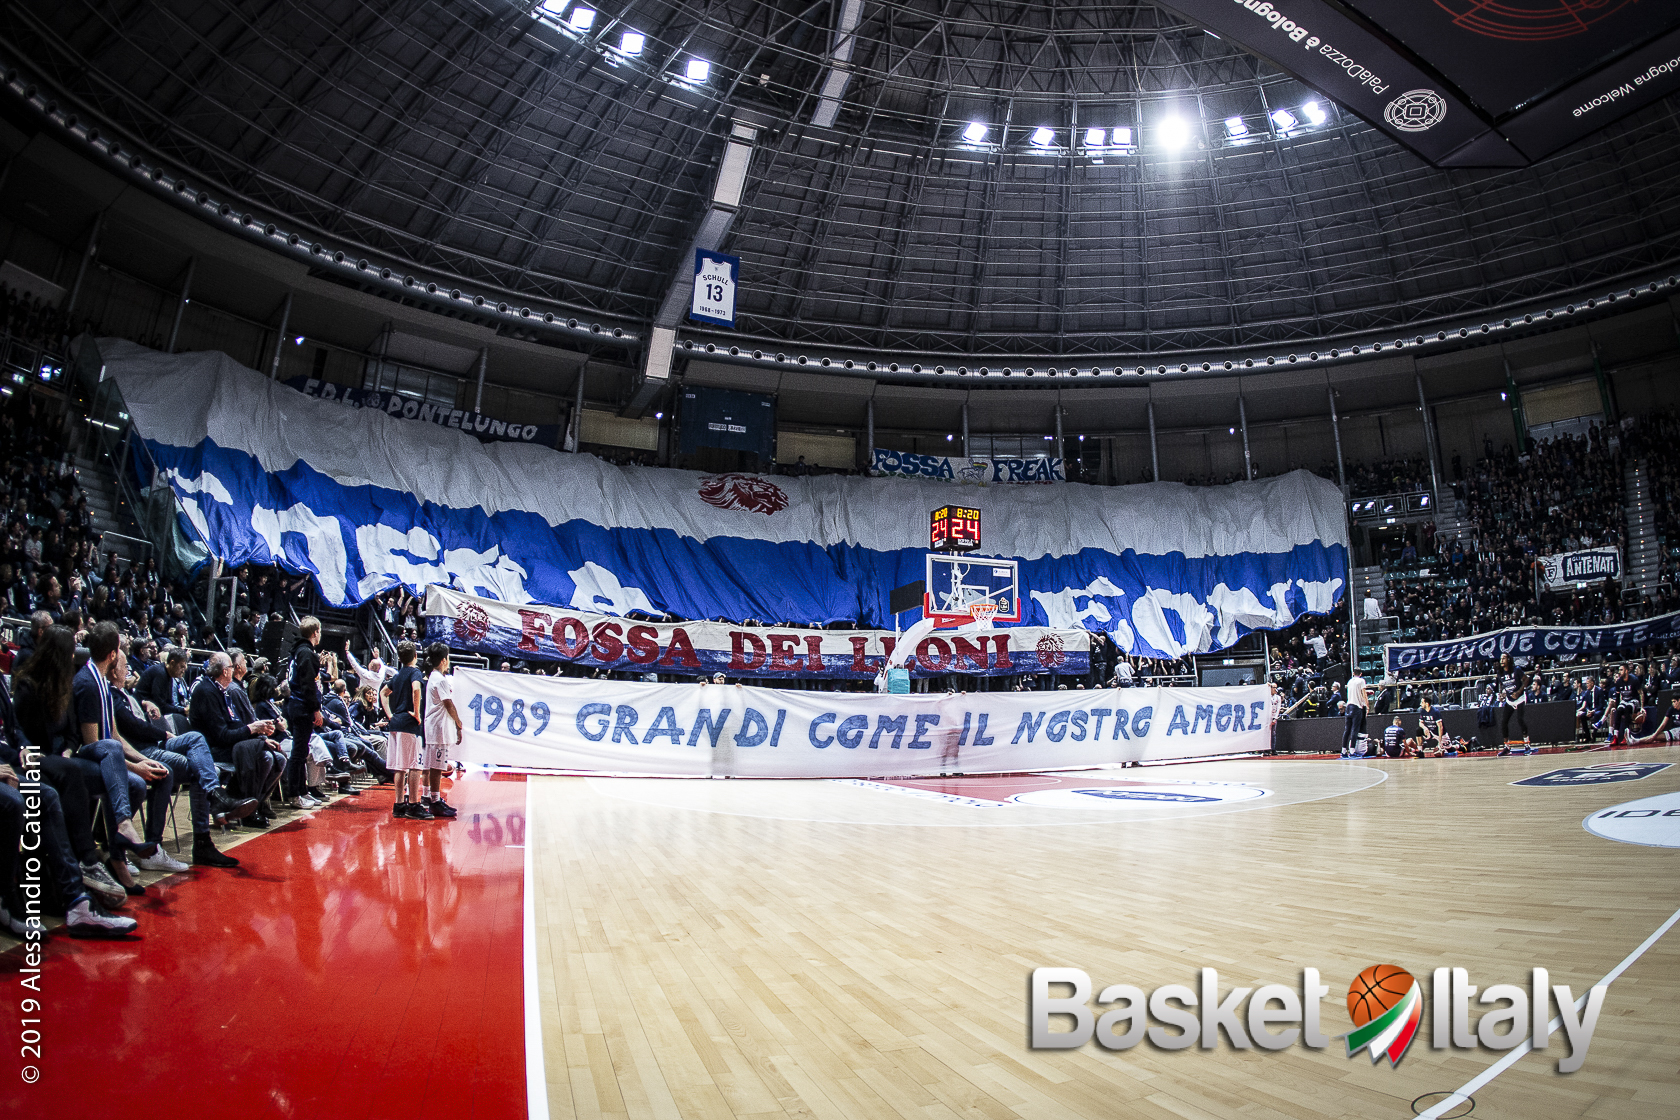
294, 794, 320, 809
137, 848, 190, 874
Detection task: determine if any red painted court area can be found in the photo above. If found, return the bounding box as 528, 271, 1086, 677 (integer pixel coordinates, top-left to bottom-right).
1, 777, 528, 1120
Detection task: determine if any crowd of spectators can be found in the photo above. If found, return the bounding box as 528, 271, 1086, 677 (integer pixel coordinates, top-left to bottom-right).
1347, 457, 1433, 498
0, 283, 73, 352
1368, 426, 1637, 677
1634, 410, 1680, 596
0, 612, 409, 944
0, 387, 206, 656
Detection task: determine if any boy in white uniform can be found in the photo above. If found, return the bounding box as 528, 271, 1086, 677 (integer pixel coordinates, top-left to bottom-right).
422, 642, 463, 819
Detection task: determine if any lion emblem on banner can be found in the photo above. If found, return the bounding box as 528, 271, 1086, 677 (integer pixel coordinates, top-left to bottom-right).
452, 601, 491, 644
698, 474, 790, 515
1036, 633, 1066, 669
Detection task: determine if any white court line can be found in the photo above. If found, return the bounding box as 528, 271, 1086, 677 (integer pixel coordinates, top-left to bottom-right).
524, 782, 550, 1120
1416, 901, 1680, 1119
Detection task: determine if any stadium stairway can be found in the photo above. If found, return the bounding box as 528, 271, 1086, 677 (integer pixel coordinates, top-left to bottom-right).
1351, 564, 1390, 674
1430, 493, 1476, 548
1624, 459, 1660, 596
1352, 564, 1386, 610
72, 443, 146, 565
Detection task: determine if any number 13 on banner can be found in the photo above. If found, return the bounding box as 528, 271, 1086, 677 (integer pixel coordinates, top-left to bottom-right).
690, 249, 740, 327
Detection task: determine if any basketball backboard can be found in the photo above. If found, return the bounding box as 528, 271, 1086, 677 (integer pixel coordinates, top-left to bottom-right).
924, 554, 1021, 625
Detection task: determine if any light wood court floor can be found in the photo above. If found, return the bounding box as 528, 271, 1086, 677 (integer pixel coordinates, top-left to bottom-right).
527, 747, 1680, 1120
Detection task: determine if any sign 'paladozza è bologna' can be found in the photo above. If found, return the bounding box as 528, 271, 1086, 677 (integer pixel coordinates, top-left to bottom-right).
424, 585, 1092, 680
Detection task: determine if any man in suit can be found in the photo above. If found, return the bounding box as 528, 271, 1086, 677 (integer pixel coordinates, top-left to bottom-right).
189, 652, 283, 850
136, 647, 190, 716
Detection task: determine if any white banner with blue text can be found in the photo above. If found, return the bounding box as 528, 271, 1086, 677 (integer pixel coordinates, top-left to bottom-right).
452, 668, 1272, 777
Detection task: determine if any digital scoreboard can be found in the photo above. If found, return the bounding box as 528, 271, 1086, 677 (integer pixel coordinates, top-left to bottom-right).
930, 505, 981, 552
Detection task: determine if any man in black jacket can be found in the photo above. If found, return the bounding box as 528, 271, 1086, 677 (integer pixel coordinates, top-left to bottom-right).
283, 616, 324, 800
136, 647, 190, 716
227, 648, 287, 809
189, 652, 281, 851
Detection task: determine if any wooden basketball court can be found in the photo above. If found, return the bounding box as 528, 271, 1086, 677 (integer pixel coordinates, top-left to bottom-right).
525, 746, 1680, 1120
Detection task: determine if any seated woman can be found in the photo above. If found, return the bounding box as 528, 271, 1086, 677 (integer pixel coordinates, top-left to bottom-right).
13, 625, 158, 896
351, 684, 387, 733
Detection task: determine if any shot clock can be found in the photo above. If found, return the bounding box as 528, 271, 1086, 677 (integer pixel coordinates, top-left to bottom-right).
930, 505, 982, 552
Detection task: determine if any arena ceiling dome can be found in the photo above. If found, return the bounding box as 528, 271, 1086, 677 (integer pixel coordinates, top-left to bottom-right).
6, 0, 1680, 372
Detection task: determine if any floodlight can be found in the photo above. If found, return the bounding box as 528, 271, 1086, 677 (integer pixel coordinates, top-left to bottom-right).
1303, 101, 1327, 125
619, 31, 645, 55
567, 6, 596, 31
1224, 116, 1248, 138
685, 58, 711, 82
1270, 108, 1297, 133
1030, 126, 1054, 147
539, 0, 567, 13
293, 336, 304, 345
1084, 127, 1105, 147
1161, 116, 1191, 149
1112, 127, 1133, 147
962, 121, 988, 143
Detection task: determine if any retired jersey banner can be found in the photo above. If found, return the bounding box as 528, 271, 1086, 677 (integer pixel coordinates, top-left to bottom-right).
451, 668, 1272, 777
424, 586, 1090, 679
1537, 546, 1620, 590
872, 448, 1065, 484
1386, 609, 1680, 674
102, 339, 1347, 660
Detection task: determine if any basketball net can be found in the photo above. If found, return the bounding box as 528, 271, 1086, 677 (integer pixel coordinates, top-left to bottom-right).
966, 601, 1000, 627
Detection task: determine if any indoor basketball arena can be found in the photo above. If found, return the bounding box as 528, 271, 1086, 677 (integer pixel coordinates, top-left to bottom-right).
2, 2, 1680, 1119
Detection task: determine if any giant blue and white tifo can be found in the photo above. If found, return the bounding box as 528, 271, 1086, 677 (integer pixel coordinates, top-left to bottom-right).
102, 341, 1349, 658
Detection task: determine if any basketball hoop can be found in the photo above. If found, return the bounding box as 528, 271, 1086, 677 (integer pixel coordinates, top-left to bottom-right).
966, 601, 1000, 625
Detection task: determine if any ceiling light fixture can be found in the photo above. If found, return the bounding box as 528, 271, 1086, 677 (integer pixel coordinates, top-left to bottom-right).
962, 121, 988, 143
1303, 101, 1327, 125
1030, 126, 1055, 147
1161, 116, 1191, 149
1270, 108, 1298, 134
1084, 127, 1105, 147
567, 6, 596, 31
1224, 115, 1248, 138
685, 58, 711, 82
618, 30, 645, 55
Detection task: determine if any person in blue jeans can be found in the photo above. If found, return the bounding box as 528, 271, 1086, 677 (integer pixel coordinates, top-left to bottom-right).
14, 624, 162, 865
0, 761, 138, 938
110, 650, 255, 867
74, 624, 175, 860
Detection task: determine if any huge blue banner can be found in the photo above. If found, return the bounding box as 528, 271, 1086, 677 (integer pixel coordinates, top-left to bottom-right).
103, 340, 1350, 660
